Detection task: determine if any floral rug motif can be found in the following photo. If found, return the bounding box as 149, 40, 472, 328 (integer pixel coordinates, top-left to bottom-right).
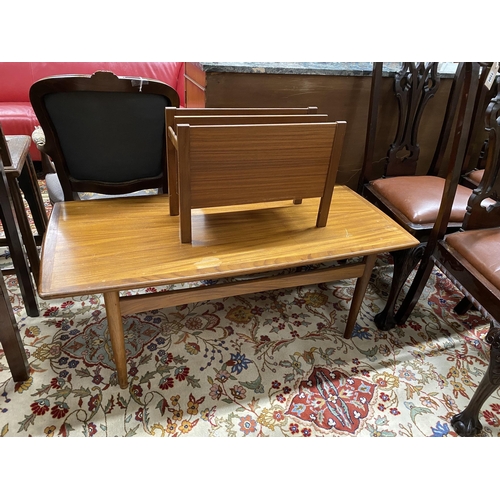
1, 182, 499, 437
285, 367, 376, 434
1, 257, 499, 437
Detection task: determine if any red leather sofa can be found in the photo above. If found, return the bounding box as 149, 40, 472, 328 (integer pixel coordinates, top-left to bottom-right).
0, 62, 185, 162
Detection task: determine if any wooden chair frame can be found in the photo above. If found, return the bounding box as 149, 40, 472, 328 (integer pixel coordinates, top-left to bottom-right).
30, 71, 179, 201
0, 124, 46, 316
357, 62, 490, 330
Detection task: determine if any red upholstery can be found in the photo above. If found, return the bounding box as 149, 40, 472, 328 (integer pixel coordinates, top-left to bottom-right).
0, 62, 185, 161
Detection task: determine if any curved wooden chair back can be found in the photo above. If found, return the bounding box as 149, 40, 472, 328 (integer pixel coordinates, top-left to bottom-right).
460, 83, 500, 231
459, 63, 499, 189
30, 71, 179, 200
358, 62, 442, 190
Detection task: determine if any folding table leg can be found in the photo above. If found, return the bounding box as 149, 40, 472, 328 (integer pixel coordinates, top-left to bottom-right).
17, 155, 48, 241
7, 175, 41, 280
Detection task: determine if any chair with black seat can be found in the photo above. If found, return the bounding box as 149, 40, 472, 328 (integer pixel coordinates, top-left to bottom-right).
357, 62, 490, 330
29, 71, 180, 203
394, 82, 500, 436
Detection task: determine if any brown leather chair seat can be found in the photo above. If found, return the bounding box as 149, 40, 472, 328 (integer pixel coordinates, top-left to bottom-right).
444, 228, 500, 290
467, 169, 485, 185
370, 176, 473, 224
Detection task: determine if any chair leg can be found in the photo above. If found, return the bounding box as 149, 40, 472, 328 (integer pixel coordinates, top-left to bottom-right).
453, 296, 474, 315
451, 323, 500, 437
374, 243, 425, 330
394, 253, 436, 326
17, 155, 48, 241
0, 191, 39, 317
0, 273, 30, 381
7, 175, 41, 280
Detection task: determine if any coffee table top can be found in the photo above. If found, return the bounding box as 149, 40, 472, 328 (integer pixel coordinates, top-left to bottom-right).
39, 185, 418, 298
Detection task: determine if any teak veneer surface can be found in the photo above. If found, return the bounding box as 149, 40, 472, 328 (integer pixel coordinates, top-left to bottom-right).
184, 122, 340, 207
39, 185, 418, 299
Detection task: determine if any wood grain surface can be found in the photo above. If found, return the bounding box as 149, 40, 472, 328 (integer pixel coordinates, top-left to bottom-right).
39, 185, 418, 298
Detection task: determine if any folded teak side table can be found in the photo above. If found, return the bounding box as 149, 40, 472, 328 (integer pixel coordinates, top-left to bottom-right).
38, 186, 419, 388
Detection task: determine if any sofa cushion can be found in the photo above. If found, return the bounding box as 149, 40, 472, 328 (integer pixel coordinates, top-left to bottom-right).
0, 62, 184, 106
0, 63, 36, 102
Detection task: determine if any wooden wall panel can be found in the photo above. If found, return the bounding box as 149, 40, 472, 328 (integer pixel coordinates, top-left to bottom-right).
185, 65, 453, 189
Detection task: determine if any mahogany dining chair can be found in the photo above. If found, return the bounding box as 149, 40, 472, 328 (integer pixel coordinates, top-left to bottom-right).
357, 62, 495, 330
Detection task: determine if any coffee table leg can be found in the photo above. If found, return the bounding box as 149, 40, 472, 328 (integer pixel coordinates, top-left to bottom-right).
344, 253, 377, 339
103, 291, 128, 389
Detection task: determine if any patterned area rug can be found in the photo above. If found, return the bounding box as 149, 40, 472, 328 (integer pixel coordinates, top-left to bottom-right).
0, 183, 499, 437
1, 252, 498, 437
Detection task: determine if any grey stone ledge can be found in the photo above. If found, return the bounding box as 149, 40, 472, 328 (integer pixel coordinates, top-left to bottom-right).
194, 62, 458, 78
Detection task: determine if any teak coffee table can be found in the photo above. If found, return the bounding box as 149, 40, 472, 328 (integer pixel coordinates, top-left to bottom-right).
39, 185, 418, 388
